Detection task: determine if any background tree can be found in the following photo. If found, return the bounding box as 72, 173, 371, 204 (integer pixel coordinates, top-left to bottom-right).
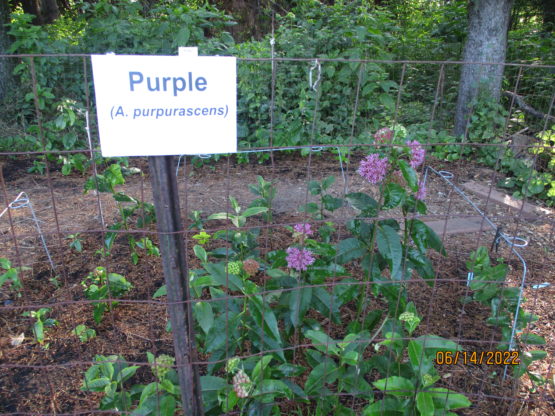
15, 0, 60, 25
0, 0, 11, 102
454, 0, 514, 137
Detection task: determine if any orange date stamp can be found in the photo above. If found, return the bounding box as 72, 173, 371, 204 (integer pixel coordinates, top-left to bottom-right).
435, 351, 520, 366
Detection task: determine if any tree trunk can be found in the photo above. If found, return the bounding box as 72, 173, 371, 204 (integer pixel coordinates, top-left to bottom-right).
453, 0, 514, 138
541, 0, 555, 31
0, 0, 11, 102
20, 0, 60, 25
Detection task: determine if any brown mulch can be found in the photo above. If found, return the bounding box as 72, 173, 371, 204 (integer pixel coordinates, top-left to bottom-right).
0, 152, 553, 415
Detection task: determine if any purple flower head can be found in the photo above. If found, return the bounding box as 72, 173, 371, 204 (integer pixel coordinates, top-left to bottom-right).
358, 153, 389, 184
374, 127, 393, 144
407, 140, 425, 169
416, 181, 427, 201
286, 247, 315, 271
294, 223, 313, 236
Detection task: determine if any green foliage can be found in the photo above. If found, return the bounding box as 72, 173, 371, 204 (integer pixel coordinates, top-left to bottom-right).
299, 175, 343, 220
22, 307, 58, 346
0, 257, 25, 295
73, 324, 96, 342
208, 196, 268, 228
467, 247, 547, 384
66, 233, 83, 252
84, 163, 158, 262
365, 303, 470, 415
81, 267, 133, 324
81, 354, 140, 412
498, 125, 555, 204
4, 1, 235, 173
202, 355, 293, 414
248, 175, 277, 222
466, 95, 509, 165
231, 1, 398, 152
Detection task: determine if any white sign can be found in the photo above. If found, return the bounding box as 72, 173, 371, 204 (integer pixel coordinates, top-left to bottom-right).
91, 54, 237, 157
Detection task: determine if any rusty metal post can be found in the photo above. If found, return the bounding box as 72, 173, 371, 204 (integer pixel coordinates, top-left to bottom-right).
148, 155, 203, 415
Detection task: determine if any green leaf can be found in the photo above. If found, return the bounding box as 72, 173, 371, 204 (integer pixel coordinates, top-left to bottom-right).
139, 382, 160, 406
520, 333, 546, 345
193, 245, 207, 263
379, 93, 395, 111
308, 180, 322, 195
193, 301, 214, 334
200, 375, 228, 392
340, 350, 359, 366
335, 238, 366, 264
376, 225, 402, 279
159, 395, 176, 416
373, 376, 414, 397
322, 195, 343, 211
383, 183, 405, 210
362, 397, 404, 415
398, 160, 418, 192
322, 176, 335, 191
113, 192, 136, 203
252, 355, 273, 381
33, 321, 44, 343
220, 390, 238, 412
312, 287, 341, 323
416, 392, 435, 416
250, 295, 281, 343
82, 377, 111, 391
345, 192, 378, 215
176, 27, 190, 46
153, 285, 167, 298
204, 262, 243, 292
424, 223, 446, 255
415, 335, 462, 353
242, 206, 268, 217
305, 360, 338, 394
207, 212, 230, 221
276, 363, 306, 378
299, 202, 319, 215
428, 388, 471, 410
255, 379, 292, 402
407, 340, 424, 373
289, 284, 312, 327
304, 329, 340, 355
117, 366, 139, 384
0, 258, 11, 269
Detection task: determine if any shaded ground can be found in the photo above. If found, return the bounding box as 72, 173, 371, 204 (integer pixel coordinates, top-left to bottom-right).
0, 152, 553, 415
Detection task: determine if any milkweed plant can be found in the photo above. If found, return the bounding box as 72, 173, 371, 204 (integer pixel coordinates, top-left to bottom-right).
82, 128, 545, 415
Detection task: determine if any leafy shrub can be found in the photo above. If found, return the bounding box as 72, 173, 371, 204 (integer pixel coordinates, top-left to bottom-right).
231, 1, 399, 154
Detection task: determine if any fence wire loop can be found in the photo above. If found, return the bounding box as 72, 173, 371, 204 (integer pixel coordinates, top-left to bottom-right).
1, 191, 56, 271
309, 59, 321, 91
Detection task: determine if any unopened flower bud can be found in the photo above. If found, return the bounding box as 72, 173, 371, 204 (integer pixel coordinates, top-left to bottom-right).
225, 357, 240, 374
233, 369, 251, 398
227, 261, 242, 275
242, 259, 259, 277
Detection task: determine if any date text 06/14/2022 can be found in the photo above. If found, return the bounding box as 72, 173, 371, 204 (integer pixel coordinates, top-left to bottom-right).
435, 351, 520, 366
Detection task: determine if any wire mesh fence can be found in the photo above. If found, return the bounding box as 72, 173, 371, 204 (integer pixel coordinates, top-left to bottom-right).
0, 54, 554, 415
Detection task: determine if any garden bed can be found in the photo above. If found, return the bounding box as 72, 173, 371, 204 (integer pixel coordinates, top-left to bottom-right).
0, 152, 553, 415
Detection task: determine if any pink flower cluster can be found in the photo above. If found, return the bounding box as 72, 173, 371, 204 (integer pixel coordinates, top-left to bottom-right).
416, 181, 427, 200
407, 140, 425, 169
286, 247, 315, 271
294, 223, 313, 236
358, 153, 389, 184
374, 127, 393, 144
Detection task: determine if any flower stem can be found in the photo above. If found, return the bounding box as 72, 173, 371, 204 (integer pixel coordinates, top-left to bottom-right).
355, 220, 378, 323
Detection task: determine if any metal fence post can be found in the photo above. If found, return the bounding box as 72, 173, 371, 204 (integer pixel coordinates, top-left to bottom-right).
148, 155, 203, 415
